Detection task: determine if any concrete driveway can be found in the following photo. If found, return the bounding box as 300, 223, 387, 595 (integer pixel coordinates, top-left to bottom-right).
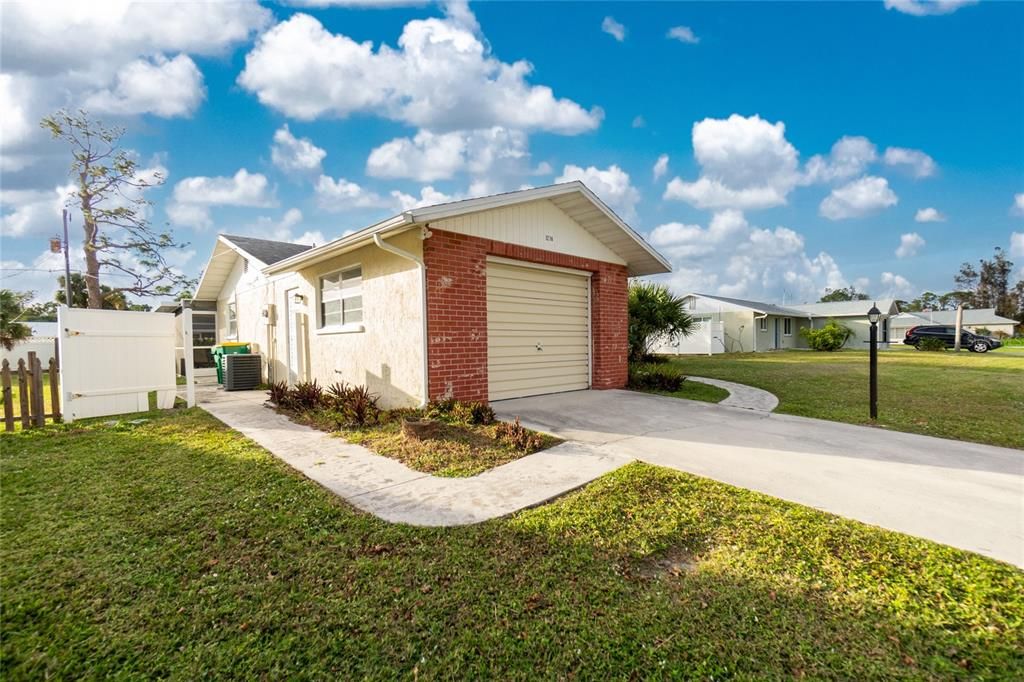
494, 389, 1024, 568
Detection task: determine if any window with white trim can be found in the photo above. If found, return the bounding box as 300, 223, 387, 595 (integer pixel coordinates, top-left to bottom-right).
783, 318, 793, 336
320, 265, 363, 328
226, 302, 237, 338
758, 317, 768, 332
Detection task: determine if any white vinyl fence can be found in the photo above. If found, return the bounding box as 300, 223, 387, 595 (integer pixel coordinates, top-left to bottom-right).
58, 305, 194, 422
652, 320, 726, 356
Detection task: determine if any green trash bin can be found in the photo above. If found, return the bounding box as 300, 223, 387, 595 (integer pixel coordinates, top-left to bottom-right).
212, 342, 250, 384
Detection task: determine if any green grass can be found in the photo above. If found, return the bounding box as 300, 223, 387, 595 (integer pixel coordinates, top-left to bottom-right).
667, 348, 1024, 448
3, 408, 1022, 678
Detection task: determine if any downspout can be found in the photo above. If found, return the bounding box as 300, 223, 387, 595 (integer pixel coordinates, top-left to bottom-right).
753, 313, 768, 352
372, 231, 429, 407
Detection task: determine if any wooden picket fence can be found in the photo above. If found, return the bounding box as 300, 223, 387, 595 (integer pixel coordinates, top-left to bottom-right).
2, 350, 61, 431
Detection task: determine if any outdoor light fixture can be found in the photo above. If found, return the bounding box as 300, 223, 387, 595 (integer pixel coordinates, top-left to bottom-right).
292, 293, 305, 305
867, 303, 881, 420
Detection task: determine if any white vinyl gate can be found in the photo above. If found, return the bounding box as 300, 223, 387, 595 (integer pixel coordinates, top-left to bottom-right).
58, 305, 194, 422
651, 319, 726, 356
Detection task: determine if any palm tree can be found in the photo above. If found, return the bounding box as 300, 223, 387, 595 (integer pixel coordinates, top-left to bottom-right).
627, 282, 695, 362
0, 289, 33, 351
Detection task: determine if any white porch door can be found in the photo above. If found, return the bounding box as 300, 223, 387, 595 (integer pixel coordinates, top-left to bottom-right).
284, 288, 301, 385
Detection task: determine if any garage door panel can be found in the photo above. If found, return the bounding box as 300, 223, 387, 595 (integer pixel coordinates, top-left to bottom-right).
487, 261, 590, 401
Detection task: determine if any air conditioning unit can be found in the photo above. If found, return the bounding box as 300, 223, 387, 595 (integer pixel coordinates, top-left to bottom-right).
224, 353, 262, 391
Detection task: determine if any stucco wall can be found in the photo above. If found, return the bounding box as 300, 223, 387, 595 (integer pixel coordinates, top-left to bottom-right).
216, 254, 274, 378
270, 231, 425, 408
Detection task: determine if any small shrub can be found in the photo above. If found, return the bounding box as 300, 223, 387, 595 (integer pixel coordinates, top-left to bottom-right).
974, 327, 992, 337
338, 384, 381, 427
640, 353, 670, 365
494, 417, 543, 452
268, 380, 290, 406
290, 380, 325, 410
424, 399, 495, 425
628, 362, 685, 392
800, 319, 852, 352
916, 337, 947, 352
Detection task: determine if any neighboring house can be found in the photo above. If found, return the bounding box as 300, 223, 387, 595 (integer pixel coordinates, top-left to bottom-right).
890, 308, 1019, 342
654, 293, 898, 354
0, 322, 58, 365
185, 182, 670, 407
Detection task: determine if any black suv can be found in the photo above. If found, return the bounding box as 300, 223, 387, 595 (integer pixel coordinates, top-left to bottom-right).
904, 325, 1002, 353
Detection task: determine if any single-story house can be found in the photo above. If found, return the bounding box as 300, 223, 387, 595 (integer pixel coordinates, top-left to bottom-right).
889, 308, 1019, 342
654, 293, 898, 354
184, 182, 671, 407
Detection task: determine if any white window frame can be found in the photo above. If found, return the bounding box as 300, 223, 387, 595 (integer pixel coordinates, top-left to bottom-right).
758, 317, 768, 332
226, 302, 237, 339
317, 264, 365, 334
783, 317, 793, 336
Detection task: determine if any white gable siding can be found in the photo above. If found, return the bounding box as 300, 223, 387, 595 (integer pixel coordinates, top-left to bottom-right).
431, 199, 626, 265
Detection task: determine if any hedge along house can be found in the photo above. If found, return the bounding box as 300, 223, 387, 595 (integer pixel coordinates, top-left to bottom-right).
191, 182, 671, 407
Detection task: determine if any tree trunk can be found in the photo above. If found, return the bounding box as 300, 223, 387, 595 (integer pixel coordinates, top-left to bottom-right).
78, 172, 103, 309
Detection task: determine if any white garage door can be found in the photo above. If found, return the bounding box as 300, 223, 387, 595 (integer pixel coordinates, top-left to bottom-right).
487, 259, 590, 401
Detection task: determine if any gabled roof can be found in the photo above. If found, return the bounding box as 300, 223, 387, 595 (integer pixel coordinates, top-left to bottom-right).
194, 235, 313, 301
787, 299, 898, 318
686, 293, 807, 316
891, 308, 1019, 326
264, 182, 672, 277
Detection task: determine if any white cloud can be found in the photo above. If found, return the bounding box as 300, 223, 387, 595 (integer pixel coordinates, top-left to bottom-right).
366, 127, 529, 187
1012, 193, 1024, 217
169, 169, 276, 228
880, 271, 914, 298
648, 209, 848, 302
667, 26, 700, 44
556, 164, 641, 222
802, 136, 878, 183
271, 125, 327, 176
1008, 232, 1024, 258
819, 176, 898, 220
884, 0, 978, 17
315, 175, 390, 212
883, 146, 937, 178
391, 186, 459, 211
244, 208, 324, 245
237, 11, 602, 134
895, 232, 925, 258
663, 114, 800, 210
632, 115, 646, 129
601, 16, 626, 42
83, 54, 205, 118
0, 1, 269, 171
1, 184, 76, 237
914, 207, 946, 222
652, 154, 669, 181
1, 1, 271, 76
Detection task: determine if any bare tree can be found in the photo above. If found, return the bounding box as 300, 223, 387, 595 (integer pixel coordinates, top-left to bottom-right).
41, 110, 193, 309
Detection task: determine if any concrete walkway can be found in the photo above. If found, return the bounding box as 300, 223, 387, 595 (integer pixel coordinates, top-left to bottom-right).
494, 390, 1024, 568
198, 389, 630, 526
686, 376, 779, 412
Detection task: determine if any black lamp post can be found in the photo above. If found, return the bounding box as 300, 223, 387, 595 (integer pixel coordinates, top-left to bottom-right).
867, 303, 881, 420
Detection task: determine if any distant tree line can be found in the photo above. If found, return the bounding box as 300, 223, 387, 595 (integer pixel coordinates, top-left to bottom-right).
818, 247, 1023, 324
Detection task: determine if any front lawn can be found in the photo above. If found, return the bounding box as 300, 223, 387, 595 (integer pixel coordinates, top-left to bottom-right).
3, 408, 1021, 678
647, 378, 730, 404
667, 348, 1024, 448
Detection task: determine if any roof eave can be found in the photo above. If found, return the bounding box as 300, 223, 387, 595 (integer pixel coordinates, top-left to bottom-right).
263, 214, 415, 275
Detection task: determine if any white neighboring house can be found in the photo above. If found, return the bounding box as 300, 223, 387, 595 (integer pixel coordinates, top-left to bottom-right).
889, 308, 1019, 342
1, 321, 59, 365
654, 293, 898, 354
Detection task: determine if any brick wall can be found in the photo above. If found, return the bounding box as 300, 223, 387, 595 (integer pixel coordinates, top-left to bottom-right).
423, 228, 629, 402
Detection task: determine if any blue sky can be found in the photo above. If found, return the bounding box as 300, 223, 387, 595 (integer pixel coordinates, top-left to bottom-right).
2, 0, 1022, 305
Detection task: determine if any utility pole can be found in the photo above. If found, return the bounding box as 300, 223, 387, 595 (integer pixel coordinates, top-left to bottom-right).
953, 303, 964, 352
61, 209, 72, 307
